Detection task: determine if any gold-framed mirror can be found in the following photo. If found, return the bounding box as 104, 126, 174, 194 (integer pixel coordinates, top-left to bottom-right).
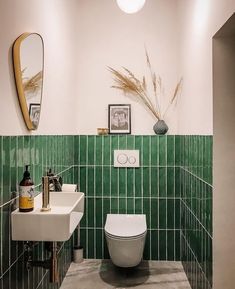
13, 33, 44, 130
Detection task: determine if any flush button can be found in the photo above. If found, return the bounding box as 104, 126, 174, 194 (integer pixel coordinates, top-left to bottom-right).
114, 150, 139, 167
129, 156, 136, 164
117, 153, 128, 164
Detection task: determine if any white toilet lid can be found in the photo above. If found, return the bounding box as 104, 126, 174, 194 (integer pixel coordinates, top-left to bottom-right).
104, 214, 147, 238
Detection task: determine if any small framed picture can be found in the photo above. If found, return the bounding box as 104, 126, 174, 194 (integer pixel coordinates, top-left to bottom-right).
108, 104, 131, 134
29, 103, 41, 127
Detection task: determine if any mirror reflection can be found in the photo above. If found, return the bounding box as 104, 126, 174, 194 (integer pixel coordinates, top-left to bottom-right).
13, 33, 44, 130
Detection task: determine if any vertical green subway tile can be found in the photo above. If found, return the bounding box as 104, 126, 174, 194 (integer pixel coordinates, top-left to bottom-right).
111, 136, 118, 164
87, 136, 95, 165
159, 136, 167, 166
103, 136, 111, 165
95, 197, 102, 227
104, 234, 110, 259
95, 229, 103, 259
95, 136, 103, 165
167, 199, 174, 229
143, 198, 150, 228
95, 167, 102, 196
74, 135, 79, 163
135, 168, 142, 197
159, 199, 167, 229
88, 198, 94, 227
175, 167, 181, 198
111, 168, 118, 197
119, 198, 126, 214
135, 198, 142, 214
175, 230, 181, 260
159, 230, 167, 260
87, 167, 94, 196
167, 230, 175, 260
159, 167, 167, 197
151, 168, 158, 197
134, 136, 142, 163
88, 229, 95, 258
3, 137, 10, 203
111, 198, 118, 213
150, 136, 158, 166
10, 137, 17, 194
126, 135, 135, 149
167, 136, 174, 166
118, 135, 127, 149
79, 136, 87, 165
41, 135, 47, 170
167, 167, 175, 197
0, 136, 2, 204
127, 198, 134, 214
103, 167, 111, 197
143, 230, 150, 260
151, 198, 158, 229
175, 199, 181, 229
2, 204, 10, 273
119, 169, 126, 197
23, 135, 30, 165
103, 198, 110, 226
143, 168, 150, 197
79, 167, 86, 193
127, 169, 134, 197
151, 230, 159, 260
143, 137, 150, 166
175, 136, 181, 166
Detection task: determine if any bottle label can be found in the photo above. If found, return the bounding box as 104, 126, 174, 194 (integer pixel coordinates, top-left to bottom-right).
19, 186, 34, 209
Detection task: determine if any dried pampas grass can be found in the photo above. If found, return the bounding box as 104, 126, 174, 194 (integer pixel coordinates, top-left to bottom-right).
22, 69, 43, 94
108, 50, 182, 121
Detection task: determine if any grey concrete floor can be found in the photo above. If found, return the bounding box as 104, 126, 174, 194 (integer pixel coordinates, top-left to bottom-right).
60, 259, 191, 289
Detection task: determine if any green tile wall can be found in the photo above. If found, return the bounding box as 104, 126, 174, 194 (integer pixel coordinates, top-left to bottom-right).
75, 135, 182, 261
0, 135, 75, 289
181, 136, 212, 289
0, 134, 213, 289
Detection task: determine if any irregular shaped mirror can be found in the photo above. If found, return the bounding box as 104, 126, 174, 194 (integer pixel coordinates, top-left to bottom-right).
13, 33, 44, 130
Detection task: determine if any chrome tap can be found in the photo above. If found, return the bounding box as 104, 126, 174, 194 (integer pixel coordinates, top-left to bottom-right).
41, 176, 51, 212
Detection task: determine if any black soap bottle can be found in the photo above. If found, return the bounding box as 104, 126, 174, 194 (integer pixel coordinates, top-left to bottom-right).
19, 165, 34, 212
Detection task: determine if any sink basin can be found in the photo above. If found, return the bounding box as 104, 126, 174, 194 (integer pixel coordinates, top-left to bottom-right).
11, 191, 84, 242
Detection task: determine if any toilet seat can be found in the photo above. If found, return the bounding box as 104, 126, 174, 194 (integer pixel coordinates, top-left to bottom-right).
105, 230, 147, 241
104, 214, 147, 238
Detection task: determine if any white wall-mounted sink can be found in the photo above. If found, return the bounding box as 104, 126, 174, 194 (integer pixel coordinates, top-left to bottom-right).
11, 191, 84, 242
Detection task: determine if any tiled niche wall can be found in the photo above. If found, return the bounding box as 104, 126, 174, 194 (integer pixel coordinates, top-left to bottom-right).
181, 136, 212, 289
0, 135, 75, 289
75, 135, 182, 261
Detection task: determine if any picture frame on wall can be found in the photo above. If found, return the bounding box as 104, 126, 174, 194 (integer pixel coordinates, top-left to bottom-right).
29, 103, 40, 127
108, 104, 131, 134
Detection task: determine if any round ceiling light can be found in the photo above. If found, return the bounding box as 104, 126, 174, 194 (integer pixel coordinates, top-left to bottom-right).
116, 0, 146, 14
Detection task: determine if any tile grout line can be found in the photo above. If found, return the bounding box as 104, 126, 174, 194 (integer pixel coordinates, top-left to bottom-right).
149, 137, 152, 260
181, 232, 211, 287
181, 167, 212, 188
94, 137, 96, 259
181, 199, 212, 239
157, 137, 160, 259
101, 136, 104, 258
86, 136, 89, 258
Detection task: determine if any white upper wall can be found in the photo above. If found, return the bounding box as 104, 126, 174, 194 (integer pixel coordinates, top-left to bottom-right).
0, 0, 79, 135
0, 0, 234, 136
177, 0, 235, 135
76, 0, 179, 135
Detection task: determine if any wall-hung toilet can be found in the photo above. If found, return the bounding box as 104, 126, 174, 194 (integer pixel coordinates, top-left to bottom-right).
104, 214, 147, 267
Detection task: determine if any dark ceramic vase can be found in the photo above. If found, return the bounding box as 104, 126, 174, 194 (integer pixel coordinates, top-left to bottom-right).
153, 120, 168, 135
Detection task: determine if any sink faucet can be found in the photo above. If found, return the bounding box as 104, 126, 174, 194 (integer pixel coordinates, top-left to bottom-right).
41, 176, 51, 212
